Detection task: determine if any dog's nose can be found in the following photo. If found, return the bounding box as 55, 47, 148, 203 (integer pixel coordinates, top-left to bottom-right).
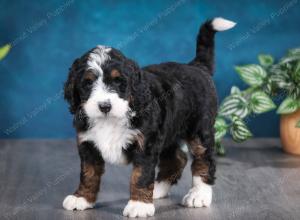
98, 101, 112, 113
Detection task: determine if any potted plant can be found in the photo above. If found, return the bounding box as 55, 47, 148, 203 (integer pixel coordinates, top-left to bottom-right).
273, 49, 300, 155
214, 48, 300, 156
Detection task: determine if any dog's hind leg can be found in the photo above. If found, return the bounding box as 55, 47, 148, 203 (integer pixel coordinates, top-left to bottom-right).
123, 149, 157, 217
153, 145, 187, 199
182, 126, 216, 207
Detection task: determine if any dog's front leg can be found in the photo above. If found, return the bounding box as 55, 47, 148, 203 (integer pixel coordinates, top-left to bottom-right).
123, 152, 157, 218
63, 141, 105, 211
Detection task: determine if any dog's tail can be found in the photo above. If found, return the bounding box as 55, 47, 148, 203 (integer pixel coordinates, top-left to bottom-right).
189, 17, 236, 74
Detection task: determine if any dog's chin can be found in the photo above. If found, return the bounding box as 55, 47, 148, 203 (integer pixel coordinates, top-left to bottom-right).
86, 111, 130, 123
96, 113, 125, 120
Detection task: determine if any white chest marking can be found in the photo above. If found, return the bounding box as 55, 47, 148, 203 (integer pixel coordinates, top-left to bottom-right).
79, 117, 139, 165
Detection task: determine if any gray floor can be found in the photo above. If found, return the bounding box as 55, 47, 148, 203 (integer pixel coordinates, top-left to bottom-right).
0, 139, 300, 220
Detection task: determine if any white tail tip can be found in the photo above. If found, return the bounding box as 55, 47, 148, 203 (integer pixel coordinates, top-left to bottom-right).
212, 17, 236, 31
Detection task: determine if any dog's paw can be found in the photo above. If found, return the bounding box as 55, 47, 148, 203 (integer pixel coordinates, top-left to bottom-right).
62, 195, 94, 211
182, 184, 212, 208
153, 181, 171, 199
123, 200, 155, 218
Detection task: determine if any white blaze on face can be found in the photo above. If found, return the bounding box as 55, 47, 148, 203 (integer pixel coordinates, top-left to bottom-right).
83, 45, 130, 119
79, 46, 139, 165
84, 78, 129, 119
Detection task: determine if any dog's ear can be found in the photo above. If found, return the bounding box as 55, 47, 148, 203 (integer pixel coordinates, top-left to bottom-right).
123, 58, 142, 89
64, 58, 81, 114
125, 59, 152, 115
123, 58, 140, 76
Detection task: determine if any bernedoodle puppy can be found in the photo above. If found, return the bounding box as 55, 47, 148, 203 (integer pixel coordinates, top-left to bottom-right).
62, 17, 235, 217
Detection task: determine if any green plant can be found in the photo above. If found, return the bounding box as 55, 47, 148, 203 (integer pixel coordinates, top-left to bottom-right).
215, 48, 300, 155
0, 44, 11, 61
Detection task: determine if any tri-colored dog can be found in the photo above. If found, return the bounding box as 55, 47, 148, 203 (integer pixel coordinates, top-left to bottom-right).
62, 17, 235, 217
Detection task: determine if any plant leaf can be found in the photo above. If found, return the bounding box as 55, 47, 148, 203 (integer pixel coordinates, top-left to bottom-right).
230, 86, 241, 95
230, 116, 252, 142
269, 70, 293, 89
266, 64, 286, 93
219, 95, 250, 118
277, 97, 299, 114
290, 86, 300, 100
258, 54, 274, 67
293, 61, 300, 83
280, 49, 300, 64
214, 117, 228, 140
264, 77, 274, 94
215, 141, 226, 156
250, 91, 276, 113
235, 65, 267, 86
288, 48, 300, 56
0, 44, 11, 60
296, 120, 300, 128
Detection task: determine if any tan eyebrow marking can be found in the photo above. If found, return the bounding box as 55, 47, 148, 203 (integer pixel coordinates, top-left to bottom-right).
84, 71, 97, 81
111, 69, 120, 78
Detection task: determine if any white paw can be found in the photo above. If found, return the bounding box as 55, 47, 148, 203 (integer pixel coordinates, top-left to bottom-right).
123, 200, 155, 218
153, 181, 171, 199
182, 178, 212, 208
62, 195, 94, 211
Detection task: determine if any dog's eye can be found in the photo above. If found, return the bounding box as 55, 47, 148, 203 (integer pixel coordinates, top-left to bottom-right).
82, 78, 95, 88
82, 71, 97, 88
83, 78, 94, 87
113, 77, 122, 85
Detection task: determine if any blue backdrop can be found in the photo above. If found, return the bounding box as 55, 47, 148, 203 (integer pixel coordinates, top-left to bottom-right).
0, 0, 299, 138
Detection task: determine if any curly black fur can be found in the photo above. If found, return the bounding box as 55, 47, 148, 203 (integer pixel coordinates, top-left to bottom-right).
63, 19, 234, 206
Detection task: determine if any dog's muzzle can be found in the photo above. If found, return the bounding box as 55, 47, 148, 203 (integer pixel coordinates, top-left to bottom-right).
98, 101, 112, 113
